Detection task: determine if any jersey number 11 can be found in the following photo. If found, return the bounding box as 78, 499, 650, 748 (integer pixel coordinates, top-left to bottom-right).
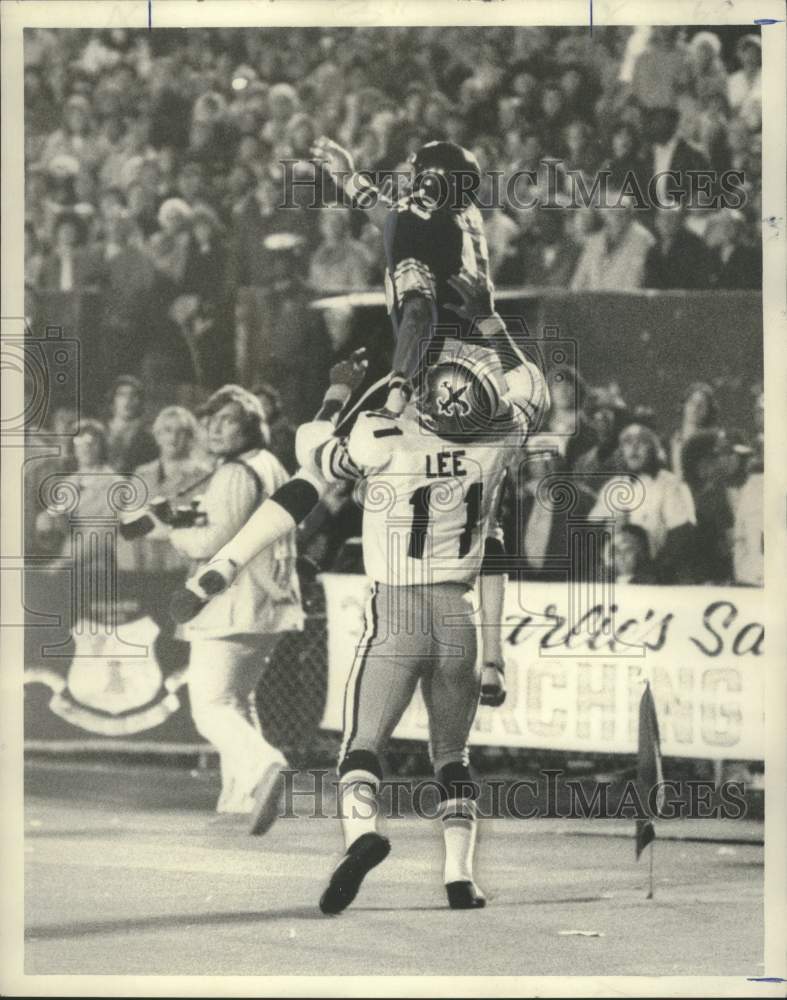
408, 482, 483, 560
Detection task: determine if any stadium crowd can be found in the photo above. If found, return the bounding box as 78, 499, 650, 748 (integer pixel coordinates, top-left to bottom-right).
24, 26, 764, 587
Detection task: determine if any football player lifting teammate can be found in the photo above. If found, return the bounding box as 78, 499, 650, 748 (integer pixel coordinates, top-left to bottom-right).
172, 273, 549, 912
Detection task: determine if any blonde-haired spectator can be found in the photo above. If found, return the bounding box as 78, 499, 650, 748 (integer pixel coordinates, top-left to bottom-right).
149, 197, 193, 285
130, 406, 213, 573
686, 32, 728, 104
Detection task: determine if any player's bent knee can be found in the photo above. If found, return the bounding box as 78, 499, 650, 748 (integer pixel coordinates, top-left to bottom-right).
436, 760, 480, 802
338, 748, 384, 782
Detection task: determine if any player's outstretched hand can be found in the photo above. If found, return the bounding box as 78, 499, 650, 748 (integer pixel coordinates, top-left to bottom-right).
169, 558, 239, 623
479, 661, 506, 708
329, 348, 368, 392
445, 272, 496, 322
311, 136, 355, 183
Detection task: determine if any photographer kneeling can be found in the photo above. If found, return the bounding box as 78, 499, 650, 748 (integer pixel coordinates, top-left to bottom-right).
142, 385, 303, 832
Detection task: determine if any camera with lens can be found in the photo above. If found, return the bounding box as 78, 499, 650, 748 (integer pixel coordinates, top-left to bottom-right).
119, 496, 205, 540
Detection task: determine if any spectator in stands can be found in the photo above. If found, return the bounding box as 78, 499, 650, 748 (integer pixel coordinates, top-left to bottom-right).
539, 364, 596, 468
149, 197, 193, 290
126, 179, 160, 239
631, 27, 690, 109
641, 104, 710, 207
590, 423, 697, 583
130, 406, 213, 573
175, 161, 208, 208
603, 522, 657, 584
670, 381, 721, 479
182, 203, 227, 308
570, 192, 655, 291
308, 207, 374, 293
105, 375, 157, 473
39, 94, 98, 172
165, 385, 303, 815
686, 31, 728, 105
643, 199, 713, 289
705, 209, 761, 290
229, 175, 299, 288
262, 82, 300, 147
694, 90, 733, 171
518, 203, 582, 287
101, 214, 156, 376
602, 122, 644, 190
37, 212, 102, 292
574, 388, 630, 494
561, 120, 599, 176
34, 419, 116, 558
253, 382, 297, 475
501, 437, 597, 583
727, 34, 761, 130
681, 428, 734, 583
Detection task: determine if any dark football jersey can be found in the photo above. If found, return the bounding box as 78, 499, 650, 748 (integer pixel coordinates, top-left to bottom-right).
383, 196, 491, 338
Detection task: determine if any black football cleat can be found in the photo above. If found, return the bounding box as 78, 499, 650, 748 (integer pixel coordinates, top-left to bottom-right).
319, 832, 391, 915
446, 880, 487, 909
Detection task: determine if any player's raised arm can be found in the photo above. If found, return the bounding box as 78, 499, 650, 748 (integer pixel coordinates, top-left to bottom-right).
311, 136, 392, 231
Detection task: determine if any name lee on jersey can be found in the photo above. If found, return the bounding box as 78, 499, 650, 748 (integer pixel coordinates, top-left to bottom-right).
425, 450, 467, 478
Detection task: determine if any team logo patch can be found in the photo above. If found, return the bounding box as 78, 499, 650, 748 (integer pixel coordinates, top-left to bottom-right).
438, 381, 470, 416
24, 616, 187, 736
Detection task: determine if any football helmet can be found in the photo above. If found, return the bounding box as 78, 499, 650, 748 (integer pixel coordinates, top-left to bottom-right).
414, 339, 505, 442
409, 140, 482, 211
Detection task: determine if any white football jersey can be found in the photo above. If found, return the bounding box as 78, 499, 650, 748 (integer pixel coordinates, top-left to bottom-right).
315, 359, 549, 587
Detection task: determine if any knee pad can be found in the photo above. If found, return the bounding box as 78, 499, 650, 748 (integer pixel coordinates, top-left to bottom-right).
338, 748, 384, 782
436, 761, 480, 802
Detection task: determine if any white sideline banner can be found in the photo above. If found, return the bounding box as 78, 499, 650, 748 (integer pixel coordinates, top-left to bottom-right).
319, 574, 765, 761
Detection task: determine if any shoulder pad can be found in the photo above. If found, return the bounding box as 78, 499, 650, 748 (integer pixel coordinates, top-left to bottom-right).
347, 411, 403, 470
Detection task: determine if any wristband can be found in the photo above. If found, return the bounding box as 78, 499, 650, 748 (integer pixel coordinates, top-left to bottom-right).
316, 384, 351, 423
478, 314, 506, 339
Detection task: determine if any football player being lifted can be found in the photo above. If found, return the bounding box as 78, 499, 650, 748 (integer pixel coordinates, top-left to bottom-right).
313, 135, 494, 416
168, 137, 495, 614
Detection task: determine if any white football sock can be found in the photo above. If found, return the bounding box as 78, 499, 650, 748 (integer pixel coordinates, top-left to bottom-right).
441, 797, 477, 884
339, 769, 380, 850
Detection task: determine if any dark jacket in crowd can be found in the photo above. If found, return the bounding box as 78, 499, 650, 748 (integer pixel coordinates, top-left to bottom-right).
643, 229, 714, 289
502, 479, 598, 583
709, 243, 762, 290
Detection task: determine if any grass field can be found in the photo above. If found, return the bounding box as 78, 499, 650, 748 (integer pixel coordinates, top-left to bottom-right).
24, 759, 764, 978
